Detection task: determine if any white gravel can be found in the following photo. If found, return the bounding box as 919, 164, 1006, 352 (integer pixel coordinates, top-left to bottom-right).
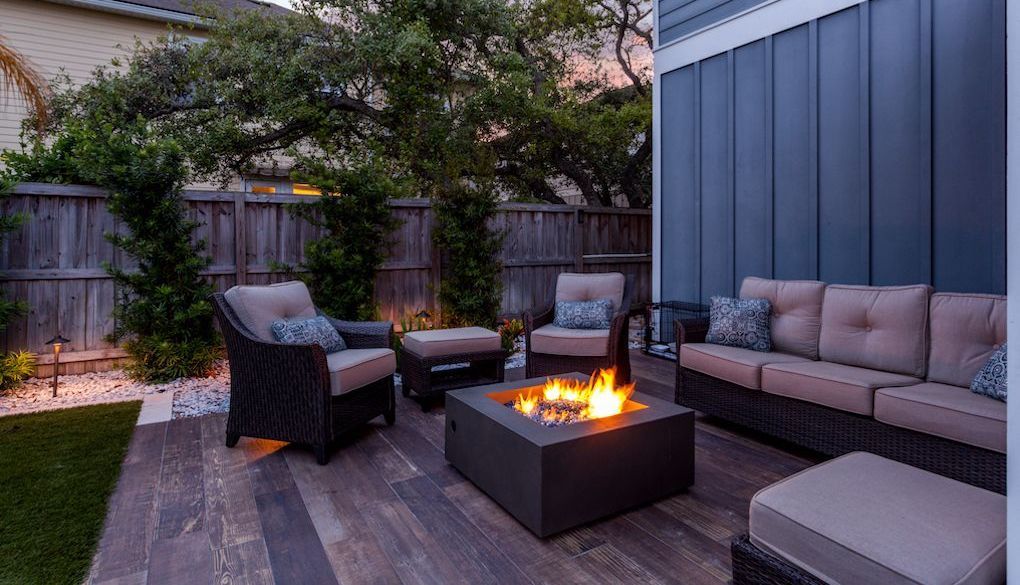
0, 350, 529, 420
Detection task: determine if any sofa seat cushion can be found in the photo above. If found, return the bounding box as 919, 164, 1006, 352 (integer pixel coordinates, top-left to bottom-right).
326, 348, 396, 396
740, 277, 826, 359
679, 343, 810, 390
530, 325, 609, 357
403, 326, 502, 358
224, 281, 317, 342
750, 452, 1005, 585
761, 361, 921, 416
555, 272, 626, 314
875, 382, 1006, 453
818, 284, 932, 377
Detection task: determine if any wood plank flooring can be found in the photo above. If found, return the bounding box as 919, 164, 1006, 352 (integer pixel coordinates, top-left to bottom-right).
89, 352, 817, 585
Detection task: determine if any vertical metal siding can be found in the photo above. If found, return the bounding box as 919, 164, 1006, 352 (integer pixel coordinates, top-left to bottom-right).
657, 0, 1006, 302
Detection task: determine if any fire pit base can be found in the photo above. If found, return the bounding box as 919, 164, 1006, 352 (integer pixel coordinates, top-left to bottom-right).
445, 373, 695, 537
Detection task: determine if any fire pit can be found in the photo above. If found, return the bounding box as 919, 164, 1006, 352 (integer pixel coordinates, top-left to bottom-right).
445, 370, 694, 537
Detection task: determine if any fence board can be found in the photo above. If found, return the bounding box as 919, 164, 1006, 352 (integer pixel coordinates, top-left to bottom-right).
1, 184, 650, 361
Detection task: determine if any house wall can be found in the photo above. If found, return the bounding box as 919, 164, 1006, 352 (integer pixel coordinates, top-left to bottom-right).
657, 0, 770, 46
0, 0, 193, 152
654, 0, 1006, 304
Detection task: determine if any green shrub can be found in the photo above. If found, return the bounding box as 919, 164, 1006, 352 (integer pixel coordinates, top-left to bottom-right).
433, 184, 504, 327
287, 161, 402, 321
4, 91, 219, 382
0, 351, 36, 392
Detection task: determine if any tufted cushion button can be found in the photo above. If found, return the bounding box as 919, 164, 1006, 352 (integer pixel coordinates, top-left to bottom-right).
865, 326, 872, 332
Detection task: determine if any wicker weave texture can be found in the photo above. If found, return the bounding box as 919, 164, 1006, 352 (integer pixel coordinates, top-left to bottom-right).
677, 367, 1005, 494
212, 293, 395, 463
731, 535, 825, 585
401, 348, 508, 400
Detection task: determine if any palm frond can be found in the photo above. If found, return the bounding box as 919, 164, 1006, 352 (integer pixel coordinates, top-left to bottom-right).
0, 35, 49, 131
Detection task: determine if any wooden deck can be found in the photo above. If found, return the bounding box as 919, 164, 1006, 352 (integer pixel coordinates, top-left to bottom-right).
88, 352, 816, 585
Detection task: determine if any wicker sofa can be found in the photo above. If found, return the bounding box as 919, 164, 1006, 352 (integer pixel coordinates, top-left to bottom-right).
675, 277, 1006, 494
211, 281, 396, 465
524, 272, 634, 381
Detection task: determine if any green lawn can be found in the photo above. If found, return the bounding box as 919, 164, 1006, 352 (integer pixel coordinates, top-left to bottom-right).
0, 401, 141, 585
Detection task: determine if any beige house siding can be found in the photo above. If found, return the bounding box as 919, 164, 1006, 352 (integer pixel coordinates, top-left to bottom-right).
0, 0, 196, 154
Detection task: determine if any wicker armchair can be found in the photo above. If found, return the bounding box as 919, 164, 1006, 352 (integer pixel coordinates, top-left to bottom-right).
524, 272, 634, 381
211, 281, 395, 465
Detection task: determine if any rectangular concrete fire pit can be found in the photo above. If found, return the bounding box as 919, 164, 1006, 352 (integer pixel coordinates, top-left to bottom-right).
445, 373, 695, 537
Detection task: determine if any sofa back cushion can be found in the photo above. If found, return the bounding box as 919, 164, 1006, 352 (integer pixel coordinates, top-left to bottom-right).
555, 272, 626, 313
223, 280, 317, 342
819, 284, 932, 377
928, 293, 1007, 387
739, 277, 826, 359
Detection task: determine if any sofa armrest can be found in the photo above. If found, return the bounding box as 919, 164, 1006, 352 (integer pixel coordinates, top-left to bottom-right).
321, 315, 393, 349
675, 317, 710, 346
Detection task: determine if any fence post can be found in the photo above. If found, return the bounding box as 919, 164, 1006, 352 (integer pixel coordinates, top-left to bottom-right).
233, 191, 247, 285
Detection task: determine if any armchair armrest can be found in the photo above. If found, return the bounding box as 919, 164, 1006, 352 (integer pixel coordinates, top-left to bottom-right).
320, 314, 393, 349
523, 305, 555, 337
674, 317, 710, 347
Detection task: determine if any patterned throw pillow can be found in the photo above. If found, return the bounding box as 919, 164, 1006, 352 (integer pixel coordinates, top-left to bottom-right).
271, 316, 347, 353
971, 344, 1007, 402
554, 298, 614, 329
705, 296, 772, 352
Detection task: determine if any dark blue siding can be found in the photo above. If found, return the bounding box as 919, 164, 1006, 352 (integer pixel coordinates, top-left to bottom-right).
657, 0, 1006, 303
660, 66, 699, 302
659, 0, 770, 46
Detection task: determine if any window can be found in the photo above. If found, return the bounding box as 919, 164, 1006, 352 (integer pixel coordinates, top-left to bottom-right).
292, 183, 321, 195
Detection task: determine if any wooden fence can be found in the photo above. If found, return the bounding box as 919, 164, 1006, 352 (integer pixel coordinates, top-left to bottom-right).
1, 183, 650, 372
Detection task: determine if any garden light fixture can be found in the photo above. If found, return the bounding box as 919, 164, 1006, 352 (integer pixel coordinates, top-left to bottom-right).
45, 334, 69, 398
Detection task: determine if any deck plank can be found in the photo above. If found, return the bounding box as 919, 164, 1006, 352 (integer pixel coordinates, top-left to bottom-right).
91, 351, 815, 585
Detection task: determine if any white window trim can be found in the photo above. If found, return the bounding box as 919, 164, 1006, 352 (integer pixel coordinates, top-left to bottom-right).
1005, 0, 1018, 567
652, 0, 866, 304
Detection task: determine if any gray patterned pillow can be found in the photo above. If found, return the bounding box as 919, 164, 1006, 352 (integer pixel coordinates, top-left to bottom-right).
706, 296, 772, 352
554, 298, 614, 329
271, 316, 347, 353
971, 343, 1007, 402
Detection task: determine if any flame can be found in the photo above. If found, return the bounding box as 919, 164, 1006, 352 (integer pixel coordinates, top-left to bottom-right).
511, 368, 636, 423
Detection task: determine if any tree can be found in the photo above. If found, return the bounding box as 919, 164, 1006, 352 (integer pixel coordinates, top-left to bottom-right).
0, 35, 48, 130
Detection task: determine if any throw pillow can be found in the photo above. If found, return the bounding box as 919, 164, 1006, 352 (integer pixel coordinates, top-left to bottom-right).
554, 298, 614, 329
971, 343, 1007, 402
271, 316, 347, 353
705, 296, 772, 352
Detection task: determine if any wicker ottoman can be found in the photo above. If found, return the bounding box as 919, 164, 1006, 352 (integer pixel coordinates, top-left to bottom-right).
733, 451, 1006, 584
401, 327, 508, 411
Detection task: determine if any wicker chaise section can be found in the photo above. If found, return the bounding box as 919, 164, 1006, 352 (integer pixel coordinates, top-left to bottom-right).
524, 273, 635, 381
674, 318, 1006, 494
212, 293, 395, 465
730, 536, 824, 585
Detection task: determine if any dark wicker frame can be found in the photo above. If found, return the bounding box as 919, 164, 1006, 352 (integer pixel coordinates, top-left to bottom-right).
730, 535, 825, 585
674, 319, 1006, 494
400, 347, 508, 411
211, 293, 395, 465
524, 274, 635, 381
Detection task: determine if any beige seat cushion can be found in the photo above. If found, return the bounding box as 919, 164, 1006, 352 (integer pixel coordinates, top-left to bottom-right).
750, 452, 1005, 585
739, 277, 826, 359
927, 293, 1007, 388
679, 343, 810, 390
762, 361, 920, 416
403, 326, 501, 357
223, 281, 316, 342
326, 348, 395, 396
875, 382, 1006, 453
530, 325, 609, 357
555, 272, 626, 313
818, 284, 932, 377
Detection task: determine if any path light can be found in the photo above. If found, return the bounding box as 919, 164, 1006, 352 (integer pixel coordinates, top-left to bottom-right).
45, 334, 69, 398
415, 309, 433, 329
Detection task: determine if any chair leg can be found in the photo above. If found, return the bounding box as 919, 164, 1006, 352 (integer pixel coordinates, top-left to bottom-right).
225, 432, 240, 448
384, 409, 396, 426
314, 444, 330, 465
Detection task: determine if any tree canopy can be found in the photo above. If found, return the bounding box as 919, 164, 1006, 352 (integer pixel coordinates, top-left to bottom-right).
14, 0, 652, 207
